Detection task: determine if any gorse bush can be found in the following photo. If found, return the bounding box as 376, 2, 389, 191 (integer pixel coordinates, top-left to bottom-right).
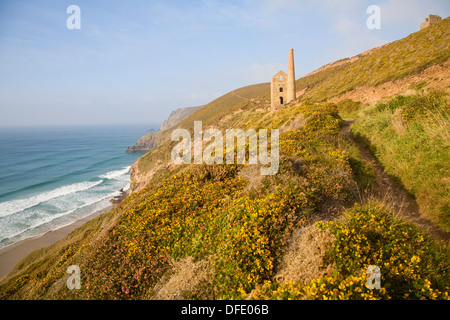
253, 203, 449, 300
214, 183, 316, 298
75, 165, 247, 299
279, 104, 355, 201
318, 204, 449, 299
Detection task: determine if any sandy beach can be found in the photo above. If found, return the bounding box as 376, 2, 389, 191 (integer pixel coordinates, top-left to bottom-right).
0, 205, 113, 280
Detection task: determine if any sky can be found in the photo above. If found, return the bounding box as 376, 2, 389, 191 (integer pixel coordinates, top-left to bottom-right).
0, 0, 449, 127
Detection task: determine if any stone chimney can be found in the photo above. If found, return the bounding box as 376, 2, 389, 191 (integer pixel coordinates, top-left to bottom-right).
287, 48, 296, 103
270, 49, 297, 110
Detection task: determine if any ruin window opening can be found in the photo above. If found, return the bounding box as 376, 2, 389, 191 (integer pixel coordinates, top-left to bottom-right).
279, 87, 283, 92
280, 97, 283, 104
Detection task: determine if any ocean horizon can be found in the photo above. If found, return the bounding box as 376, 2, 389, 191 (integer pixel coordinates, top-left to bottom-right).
0, 124, 156, 250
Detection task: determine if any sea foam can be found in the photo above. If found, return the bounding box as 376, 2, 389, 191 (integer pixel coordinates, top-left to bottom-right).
98, 166, 131, 180
0, 191, 117, 244
0, 180, 103, 218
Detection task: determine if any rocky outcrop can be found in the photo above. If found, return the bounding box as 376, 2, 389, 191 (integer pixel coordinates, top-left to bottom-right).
126, 105, 202, 153
125, 132, 160, 153
159, 106, 202, 132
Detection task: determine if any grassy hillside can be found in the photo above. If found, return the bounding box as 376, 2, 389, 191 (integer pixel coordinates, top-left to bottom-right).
3, 102, 447, 300
351, 90, 450, 232
177, 83, 270, 127
1, 17, 449, 300
295, 17, 450, 103
131, 83, 270, 191
1, 103, 448, 300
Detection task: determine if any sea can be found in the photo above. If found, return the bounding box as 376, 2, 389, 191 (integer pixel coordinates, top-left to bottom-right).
0, 124, 155, 250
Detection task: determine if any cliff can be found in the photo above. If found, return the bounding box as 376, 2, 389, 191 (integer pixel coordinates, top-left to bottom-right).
125, 105, 202, 153
125, 132, 160, 153
159, 106, 202, 132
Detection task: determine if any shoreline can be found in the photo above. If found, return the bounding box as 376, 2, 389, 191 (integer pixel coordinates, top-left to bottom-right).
0, 204, 114, 280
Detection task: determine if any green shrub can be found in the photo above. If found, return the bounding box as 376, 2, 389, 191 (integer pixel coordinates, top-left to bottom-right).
253, 203, 450, 300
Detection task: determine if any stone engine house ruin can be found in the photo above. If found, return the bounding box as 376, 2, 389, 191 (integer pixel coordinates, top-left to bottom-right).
420, 14, 442, 30
271, 49, 296, 110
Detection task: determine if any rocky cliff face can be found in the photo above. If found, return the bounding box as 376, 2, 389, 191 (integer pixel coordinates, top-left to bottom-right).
159, 106, 202, 131
126, 105, 202, 153
125, 132, 160, 153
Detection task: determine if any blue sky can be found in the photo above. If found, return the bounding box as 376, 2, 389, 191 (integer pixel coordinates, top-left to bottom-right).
0, 0, 448, 127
